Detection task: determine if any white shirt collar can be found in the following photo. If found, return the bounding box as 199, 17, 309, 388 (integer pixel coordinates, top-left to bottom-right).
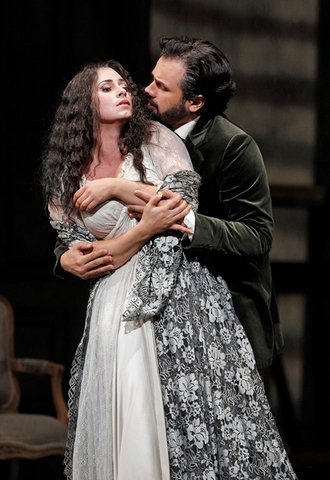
175, 117, 200, 140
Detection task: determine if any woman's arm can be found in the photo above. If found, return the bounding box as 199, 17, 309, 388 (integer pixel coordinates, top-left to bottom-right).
73, 178, 157, 212
93, 190, 192, 269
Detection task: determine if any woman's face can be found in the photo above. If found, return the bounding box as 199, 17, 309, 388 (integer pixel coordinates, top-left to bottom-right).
96, 67, 132, 124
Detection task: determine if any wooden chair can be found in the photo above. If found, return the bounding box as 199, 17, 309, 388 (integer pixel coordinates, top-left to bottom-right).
0, 296, 68, 480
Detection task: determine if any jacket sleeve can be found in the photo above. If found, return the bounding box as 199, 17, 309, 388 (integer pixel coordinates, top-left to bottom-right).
185, 132, 274, 268
53, 239, 70, 279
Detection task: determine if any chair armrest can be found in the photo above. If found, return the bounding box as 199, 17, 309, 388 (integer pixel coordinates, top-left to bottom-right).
12, 358, 68, 425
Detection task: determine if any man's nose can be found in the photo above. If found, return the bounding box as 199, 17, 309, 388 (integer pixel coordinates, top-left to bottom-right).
145, 82, 154, 96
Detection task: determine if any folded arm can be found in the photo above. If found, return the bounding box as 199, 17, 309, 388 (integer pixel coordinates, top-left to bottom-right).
73, 178, 158, 212
92, 189, 192, 269
54, 189, 192, 279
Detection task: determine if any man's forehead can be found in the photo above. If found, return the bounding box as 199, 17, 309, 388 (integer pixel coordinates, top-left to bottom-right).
153, 57, 185, 86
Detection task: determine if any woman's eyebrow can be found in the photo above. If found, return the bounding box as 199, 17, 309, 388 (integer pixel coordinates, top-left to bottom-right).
98, 78, 113, 86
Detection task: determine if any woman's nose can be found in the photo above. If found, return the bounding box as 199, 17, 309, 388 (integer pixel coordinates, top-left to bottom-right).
118, 86, 127, 96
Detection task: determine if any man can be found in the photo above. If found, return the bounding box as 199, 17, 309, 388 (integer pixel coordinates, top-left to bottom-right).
55, 36, 284, 371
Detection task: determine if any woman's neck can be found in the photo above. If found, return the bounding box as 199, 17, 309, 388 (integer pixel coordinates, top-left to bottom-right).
88, 132, 125, 179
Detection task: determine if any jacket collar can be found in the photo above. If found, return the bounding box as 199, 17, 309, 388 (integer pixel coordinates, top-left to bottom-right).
184, 116, 214, 173
189, 116, 214, 148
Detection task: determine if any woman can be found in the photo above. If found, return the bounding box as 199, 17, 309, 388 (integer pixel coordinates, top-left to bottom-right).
41, 60, 297, 479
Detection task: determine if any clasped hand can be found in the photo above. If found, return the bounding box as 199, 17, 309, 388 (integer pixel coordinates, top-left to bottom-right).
129, 188, 193, 235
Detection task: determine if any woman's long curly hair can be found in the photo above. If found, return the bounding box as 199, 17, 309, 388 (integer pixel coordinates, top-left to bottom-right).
41, 60, 152, 220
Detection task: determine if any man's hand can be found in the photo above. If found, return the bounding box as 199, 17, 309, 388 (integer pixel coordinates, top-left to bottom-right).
60, 241, 114, 280
137, 190, 193, 235
128, 189, 192, 233
127, 189, 150, 220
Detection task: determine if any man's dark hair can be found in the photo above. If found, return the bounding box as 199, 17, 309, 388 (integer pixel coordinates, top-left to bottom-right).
159, 36, 237, 116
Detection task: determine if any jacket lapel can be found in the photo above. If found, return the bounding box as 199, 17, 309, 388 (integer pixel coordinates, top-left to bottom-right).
185, 136, 205, 173
186, 117, 214, 174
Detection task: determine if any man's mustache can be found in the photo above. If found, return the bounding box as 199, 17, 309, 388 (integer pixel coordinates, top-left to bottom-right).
147, 98, 158, 109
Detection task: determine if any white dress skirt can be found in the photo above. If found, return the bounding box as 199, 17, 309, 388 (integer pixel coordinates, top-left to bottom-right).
71, 256, 170, 480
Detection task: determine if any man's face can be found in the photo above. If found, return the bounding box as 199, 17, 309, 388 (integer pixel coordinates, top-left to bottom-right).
145, 56, 192, 130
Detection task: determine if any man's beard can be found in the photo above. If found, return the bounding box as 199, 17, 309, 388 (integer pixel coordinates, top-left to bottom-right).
151, 101, 187, 130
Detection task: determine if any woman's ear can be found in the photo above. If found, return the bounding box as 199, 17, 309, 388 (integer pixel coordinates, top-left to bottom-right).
188, 95, 205, 113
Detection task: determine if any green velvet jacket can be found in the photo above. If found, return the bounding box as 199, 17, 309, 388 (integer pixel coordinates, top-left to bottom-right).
183, 114, 284, 370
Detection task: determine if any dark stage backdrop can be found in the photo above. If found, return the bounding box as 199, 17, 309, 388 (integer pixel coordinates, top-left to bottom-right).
0, 0, 150, 426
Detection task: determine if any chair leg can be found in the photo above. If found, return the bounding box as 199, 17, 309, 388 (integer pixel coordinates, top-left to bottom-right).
9, 459, 19, 480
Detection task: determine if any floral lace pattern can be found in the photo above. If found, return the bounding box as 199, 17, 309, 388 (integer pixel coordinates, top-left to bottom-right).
49, 219, 97, 245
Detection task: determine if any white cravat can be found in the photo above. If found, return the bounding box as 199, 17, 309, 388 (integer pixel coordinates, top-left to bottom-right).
175, 117, 199, 140
175, 118, 200, 241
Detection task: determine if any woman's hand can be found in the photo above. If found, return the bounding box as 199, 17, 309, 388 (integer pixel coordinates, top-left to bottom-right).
73, 178, 158, 212
73, 178, 115, 212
